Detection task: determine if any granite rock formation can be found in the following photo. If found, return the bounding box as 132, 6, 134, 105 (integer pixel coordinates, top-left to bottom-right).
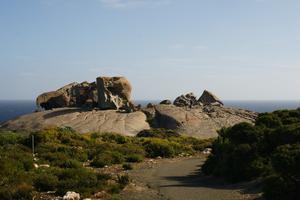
36, 91, 69, 110
143, 104, 257, 139
96, 76, 133, 111
173, 93, 200, 107
198, 90, 223, 106
0, 108, 150, 136
2, 79, 258, 139
36, 76, 133, 111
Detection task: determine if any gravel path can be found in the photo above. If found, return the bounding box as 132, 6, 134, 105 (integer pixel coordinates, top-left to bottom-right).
121, 157, 261, 200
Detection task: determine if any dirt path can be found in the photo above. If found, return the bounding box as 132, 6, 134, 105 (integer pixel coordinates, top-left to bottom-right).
121, 156, 261, 200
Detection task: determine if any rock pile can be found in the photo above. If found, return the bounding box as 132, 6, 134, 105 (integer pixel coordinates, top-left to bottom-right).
173, 90, 222, 108
36, 76, 133, 111
173, 93, 200, 107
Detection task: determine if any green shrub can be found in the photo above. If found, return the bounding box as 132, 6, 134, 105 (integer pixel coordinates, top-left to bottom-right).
117, 174, 130, 187
91, 132, 127, 144
54, 168, 107, 197
91, 151, 125, 168
144, 139, 175, 158
0, 133, 25, 145
0, 184, 33, 200
137, 128, 180, 138
34, 172, 59, 191
0, 188, 13, 200
203, 108, 300, 198
263, 175, 300, 200
256, 113, 283, 128
126, 154, 144, 163
122, 163, 133, 170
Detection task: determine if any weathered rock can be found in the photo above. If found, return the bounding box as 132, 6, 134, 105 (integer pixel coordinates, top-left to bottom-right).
96, 76, 133, 111
160, 100, 172, 105
63, 191, 80, 200
36, 91, 69, 110
173, 93, 199, 107
0, 108, 150, 136
198, 90, 223, 106
147, 103, 154, 108
36, 82, 98, 110
151, 104, 257, 139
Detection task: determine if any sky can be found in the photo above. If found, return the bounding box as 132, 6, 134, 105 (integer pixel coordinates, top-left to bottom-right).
0, 0, 300, 101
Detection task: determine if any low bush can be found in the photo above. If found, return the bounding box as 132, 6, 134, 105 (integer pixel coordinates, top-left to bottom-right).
144, 139, 175, 158
117, 174, 130, 187
137, 128, 180, 138
125, 154, 144, 163
91, 151, 125, 168
34, 172, 59, 191
203, 108, 300, 199
122, 163, 133, 170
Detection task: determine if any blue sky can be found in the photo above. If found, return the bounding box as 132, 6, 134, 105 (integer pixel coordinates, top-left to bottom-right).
0, 0, 300, 100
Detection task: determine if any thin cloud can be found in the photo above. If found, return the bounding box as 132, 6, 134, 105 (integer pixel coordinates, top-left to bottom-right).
99, 0, 172, 8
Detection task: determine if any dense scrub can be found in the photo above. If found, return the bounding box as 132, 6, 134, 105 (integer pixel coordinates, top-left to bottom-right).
202, 108, 300, 200
0, 127, 211, 199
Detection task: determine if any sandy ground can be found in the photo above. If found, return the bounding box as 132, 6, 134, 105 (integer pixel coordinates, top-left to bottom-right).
121, 156, 262, 200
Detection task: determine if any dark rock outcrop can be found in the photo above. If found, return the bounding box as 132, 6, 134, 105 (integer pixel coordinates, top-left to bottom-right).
173, 93, 200, 107
160, 100, 172, 105
198, 90, 223, 106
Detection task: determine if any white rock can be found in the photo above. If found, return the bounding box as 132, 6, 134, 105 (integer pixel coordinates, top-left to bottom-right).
203, 148, 212, 154
63, 191, 80, 200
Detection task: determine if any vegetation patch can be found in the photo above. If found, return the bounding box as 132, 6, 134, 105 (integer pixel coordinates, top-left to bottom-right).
0, 127, 210, 199
202, 108, 300, 200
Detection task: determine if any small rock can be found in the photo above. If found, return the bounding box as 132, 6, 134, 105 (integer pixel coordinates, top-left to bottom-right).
203, 148, 212, 154
93, 191, 107, 199
63, 191, 80, 200
39, 164, 50, 168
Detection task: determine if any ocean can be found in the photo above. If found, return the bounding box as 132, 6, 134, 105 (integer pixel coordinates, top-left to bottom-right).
0, 100, 299, 123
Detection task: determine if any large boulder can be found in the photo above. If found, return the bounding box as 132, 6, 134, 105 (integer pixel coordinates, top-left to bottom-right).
173, 93, 199, 107
96, 76, 133, 110
152, 104, 257, 139
36, 82, 98, 110
36, 91, 69, 110
198, 90, 223, 106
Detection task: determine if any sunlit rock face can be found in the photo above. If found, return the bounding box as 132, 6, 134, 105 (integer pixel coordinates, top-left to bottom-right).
96, 76, 134, 111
